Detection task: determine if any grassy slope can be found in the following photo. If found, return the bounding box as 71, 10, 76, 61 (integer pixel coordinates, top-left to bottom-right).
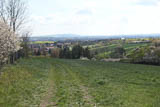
0, 58, 160, 107
95, 43, 149, 59
0, 58, 53, 106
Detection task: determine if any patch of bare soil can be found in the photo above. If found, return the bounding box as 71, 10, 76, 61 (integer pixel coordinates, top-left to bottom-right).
40, 69, 57, 107
40, 82, 57, 107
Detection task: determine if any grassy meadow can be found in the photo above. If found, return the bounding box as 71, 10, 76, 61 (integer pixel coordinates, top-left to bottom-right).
89, 40, 150, 59
0, 57, 160, 106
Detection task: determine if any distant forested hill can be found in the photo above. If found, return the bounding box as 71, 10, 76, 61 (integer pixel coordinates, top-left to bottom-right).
30, 34, 160, 41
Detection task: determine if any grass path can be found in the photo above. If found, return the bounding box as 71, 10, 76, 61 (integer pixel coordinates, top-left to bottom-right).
51, 61, 96, 106
40, 66, 57, 107
60, 62, 96, 106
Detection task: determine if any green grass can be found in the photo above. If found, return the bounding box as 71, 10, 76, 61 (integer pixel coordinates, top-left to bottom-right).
123, 43, 149, 51
0, 58, 52, 106
0, 57, 160, 107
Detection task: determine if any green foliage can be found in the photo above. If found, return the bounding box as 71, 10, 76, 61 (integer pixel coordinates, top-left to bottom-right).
128, 45, 160, 65
59, 45, 92, 59
59, 47, 72, 59
129, 47, 147, 62
83, 47, 92, 59
72, 45, 83, 59
20, 36, 30, 58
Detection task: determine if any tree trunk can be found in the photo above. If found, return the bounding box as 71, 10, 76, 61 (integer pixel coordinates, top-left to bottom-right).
10, 53, 14, 64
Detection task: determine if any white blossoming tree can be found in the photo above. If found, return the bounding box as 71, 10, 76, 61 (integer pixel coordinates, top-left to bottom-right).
0, 0, 29, 65
0, 20, 21, 65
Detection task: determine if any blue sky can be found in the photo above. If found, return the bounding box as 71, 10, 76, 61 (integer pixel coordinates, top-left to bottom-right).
29, 0, 160, 36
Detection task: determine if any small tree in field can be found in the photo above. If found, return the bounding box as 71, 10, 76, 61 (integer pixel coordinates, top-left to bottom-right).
72, 45, 83, 59
83, 47, 92, 59
19, 31, 30, 58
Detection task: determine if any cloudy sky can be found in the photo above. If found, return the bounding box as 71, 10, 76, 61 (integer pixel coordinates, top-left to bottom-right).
29, 0, 160, 36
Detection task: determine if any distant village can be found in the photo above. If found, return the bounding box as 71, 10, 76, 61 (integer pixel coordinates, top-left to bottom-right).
29, 41, 72, 56
29, 38, 152, 57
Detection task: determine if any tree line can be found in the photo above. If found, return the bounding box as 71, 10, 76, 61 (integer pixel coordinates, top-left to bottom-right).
49, 45, 93, 59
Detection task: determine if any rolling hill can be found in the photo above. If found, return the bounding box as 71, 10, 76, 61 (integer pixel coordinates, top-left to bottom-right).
30, 34, 160, 42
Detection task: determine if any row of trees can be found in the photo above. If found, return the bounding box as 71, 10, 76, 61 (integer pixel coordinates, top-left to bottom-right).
0, 0, 30, 67
59, 45, 92, 59
50, 45, 93, 59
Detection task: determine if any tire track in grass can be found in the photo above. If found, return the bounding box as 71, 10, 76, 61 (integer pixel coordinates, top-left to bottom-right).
51, 62, 84, 106
40, 66, 57, 107
69, 67, 97, 107
58, 61, 97, 107
60, 60, 97, 106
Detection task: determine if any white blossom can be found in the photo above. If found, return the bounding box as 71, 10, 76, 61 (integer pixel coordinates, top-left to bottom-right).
0, 20, 20, 63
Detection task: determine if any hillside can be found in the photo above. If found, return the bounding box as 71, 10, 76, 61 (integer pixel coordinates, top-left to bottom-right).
0, 57, 160, 106
30, 34, 160, 42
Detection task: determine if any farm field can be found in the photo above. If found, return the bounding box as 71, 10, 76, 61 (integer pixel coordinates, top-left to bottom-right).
92, 42, 150, 59
0, 57, 160, 107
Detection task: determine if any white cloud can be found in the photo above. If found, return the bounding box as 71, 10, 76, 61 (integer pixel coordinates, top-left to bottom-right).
76, 9, 93, 15
29, 0, 160, 36
133, 0, 160, 6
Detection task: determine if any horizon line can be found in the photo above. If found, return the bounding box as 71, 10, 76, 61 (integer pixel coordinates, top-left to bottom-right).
31, 33, 160, 37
